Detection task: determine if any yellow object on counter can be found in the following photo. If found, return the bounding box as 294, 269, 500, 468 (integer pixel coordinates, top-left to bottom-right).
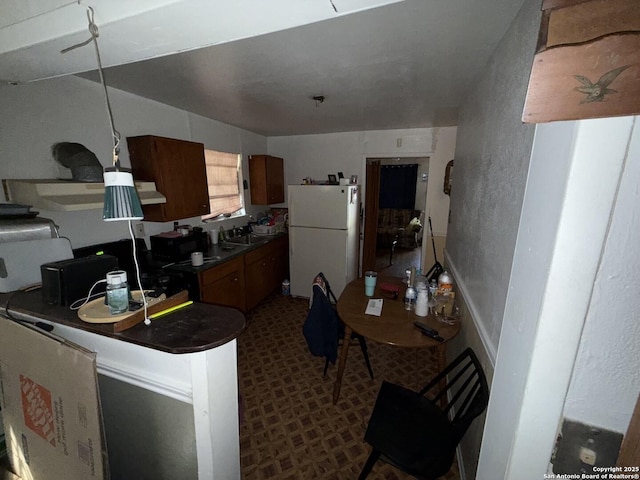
149, 300, 194, 319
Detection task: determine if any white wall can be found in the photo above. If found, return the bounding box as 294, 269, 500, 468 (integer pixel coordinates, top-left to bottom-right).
267, 126, 455, 238
447, 1, 640, 478
477, 117, 638, 479
563, 118, 640, 433
427, 127, 456, 238
444, 2, 540, 477
446, 0, 539, 363
0, 75, 267, 248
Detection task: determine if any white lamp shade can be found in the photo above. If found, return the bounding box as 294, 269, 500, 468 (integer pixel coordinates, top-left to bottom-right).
103, 170, 144, 221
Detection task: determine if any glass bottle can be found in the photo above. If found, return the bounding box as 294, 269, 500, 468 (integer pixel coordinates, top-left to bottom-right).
404, 266, 416, 311
106, 270, 129, 315
404, 285, 417, 311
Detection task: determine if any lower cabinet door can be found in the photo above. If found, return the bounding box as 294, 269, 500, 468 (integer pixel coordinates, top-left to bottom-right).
199, 256, 246, 312
245, 256, 270, 311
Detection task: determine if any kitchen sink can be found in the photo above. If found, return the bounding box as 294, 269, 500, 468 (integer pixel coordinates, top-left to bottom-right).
223, 234, 269, 247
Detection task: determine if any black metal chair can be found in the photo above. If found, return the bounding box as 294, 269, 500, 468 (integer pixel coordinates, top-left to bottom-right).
358, 347, 489, 479
303, 272, 374, 380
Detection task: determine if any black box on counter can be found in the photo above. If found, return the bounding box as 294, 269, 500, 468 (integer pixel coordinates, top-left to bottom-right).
41, 254, 118, 306
150, 231, 208, 261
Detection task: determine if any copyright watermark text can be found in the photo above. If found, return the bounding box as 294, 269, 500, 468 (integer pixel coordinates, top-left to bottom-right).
545, 466, 640, 479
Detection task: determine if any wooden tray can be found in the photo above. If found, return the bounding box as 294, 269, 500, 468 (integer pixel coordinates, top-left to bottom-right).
78, 290, 190, 332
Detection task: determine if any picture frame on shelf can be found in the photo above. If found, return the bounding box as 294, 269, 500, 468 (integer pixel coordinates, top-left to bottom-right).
328, 174, 337, 184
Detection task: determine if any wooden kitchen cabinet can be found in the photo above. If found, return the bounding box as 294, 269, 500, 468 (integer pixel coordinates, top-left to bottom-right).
199, 256, 246, 312
196, 236, 288, 312
244, 236, 289, 311
127, 135, 210, 221
248, 155, 284, 205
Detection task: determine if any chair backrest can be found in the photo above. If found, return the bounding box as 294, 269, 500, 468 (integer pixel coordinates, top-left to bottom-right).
314, 272, 338, 305
418, 347, 489, 442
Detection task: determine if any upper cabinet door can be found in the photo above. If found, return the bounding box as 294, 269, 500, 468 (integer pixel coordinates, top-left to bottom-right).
248, 155, 285, 205
128, 135, 210, 222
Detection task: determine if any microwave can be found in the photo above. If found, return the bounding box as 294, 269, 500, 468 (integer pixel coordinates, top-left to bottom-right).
150, 231, 208, 261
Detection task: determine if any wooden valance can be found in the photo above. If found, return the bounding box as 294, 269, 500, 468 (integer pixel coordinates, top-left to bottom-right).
522, 0, 640, 123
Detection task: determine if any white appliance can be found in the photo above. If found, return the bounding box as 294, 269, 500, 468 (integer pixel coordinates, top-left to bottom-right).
288, 184, 360, 298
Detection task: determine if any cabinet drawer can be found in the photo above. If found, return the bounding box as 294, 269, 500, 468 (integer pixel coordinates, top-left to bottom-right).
199, 256, 244, 287
244, 240, 278, 264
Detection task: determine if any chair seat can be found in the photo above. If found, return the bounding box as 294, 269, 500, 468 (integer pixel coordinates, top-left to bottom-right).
364, 381, 456, 478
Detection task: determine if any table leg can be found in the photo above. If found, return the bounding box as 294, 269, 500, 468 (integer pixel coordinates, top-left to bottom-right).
332, 325, 353, 404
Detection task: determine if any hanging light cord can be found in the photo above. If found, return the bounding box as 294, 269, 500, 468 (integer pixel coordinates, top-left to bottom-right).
128, 220, 150, 325
61, 6, 121, 168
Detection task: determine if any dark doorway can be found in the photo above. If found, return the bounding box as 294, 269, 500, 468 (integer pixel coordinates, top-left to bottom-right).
362, 157, 428, 275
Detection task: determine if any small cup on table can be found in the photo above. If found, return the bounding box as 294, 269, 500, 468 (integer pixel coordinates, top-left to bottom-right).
364, 271, 378, 297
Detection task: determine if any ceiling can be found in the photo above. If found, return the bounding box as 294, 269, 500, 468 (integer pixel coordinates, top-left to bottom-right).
2, 0, 528, 137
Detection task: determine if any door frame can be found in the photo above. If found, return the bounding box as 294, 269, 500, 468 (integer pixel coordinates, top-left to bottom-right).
361, 156, 431, 274
362, 160, 381, 273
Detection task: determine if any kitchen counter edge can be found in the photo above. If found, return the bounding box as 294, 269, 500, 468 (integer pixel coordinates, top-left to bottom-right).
0, 290, 247, 355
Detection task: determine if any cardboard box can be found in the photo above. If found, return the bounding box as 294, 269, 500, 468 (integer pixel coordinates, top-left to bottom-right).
0, 317, 107, 479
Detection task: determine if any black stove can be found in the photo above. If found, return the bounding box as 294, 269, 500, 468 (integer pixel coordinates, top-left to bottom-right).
73, 239, 195, 297
138, 270, 194, 298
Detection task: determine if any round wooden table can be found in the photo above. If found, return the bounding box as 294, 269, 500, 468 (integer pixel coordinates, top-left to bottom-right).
333, 276, 461, 404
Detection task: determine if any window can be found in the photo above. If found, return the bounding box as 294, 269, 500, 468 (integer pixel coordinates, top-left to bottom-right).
202, 149, 245, 220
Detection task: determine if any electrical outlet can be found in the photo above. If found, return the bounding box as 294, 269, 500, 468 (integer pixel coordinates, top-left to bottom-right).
552, 419, 622, 475
134, 223, 145, 238
579, 447, 596, 466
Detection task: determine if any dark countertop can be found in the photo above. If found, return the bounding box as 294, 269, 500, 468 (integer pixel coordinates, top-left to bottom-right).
0, 234, 287, 355
150, 233, 287, 276
1, 289, 246, 355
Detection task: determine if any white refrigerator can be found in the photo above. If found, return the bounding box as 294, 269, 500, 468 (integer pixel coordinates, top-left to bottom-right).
288, 184, 360, 299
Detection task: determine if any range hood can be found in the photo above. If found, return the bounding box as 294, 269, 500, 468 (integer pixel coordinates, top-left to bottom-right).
2, 179, 166, 212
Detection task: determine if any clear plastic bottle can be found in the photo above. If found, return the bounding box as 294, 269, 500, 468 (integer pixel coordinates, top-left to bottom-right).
106, 270, 129, 315
404, 285, 417, 311
437, 270, 453, 292
415, 289, 429, 317
404, 266, 417, 310
429, 279, 438, 297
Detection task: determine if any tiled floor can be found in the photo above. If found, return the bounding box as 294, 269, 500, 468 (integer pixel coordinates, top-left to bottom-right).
375, 247, 422, 278
237, 292, 460, 479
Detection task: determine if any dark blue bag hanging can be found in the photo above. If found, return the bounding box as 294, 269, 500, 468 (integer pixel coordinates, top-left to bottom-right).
302, 273, 339, 364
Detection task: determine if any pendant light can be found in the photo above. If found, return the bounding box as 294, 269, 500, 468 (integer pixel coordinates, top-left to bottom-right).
63, 7, 143, 221
62, 7, 150, 326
